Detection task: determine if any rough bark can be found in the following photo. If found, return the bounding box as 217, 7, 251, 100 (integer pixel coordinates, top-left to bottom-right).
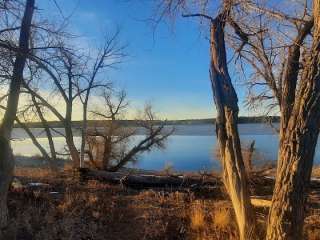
266, 1, 320, 239
209, 15, 257, 240
0, 0, 35, 229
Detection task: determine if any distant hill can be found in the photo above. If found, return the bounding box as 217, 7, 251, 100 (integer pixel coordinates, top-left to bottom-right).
14, 116, 280, 128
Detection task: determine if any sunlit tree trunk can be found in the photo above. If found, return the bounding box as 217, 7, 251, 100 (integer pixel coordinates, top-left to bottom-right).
0, 0, 35, 228
266, 1, 320, 239
209, 15, 257, 240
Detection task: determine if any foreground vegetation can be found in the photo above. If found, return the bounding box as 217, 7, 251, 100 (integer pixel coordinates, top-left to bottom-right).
1, 166, 319, 240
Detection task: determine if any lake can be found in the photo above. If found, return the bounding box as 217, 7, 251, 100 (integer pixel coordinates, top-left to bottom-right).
10, 123, 320, 171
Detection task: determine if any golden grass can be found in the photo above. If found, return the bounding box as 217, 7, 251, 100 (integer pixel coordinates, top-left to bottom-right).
14, 167, 55, 179
190, 200, 206, 231
3, 167, 320, 240
212, 207, 231, 230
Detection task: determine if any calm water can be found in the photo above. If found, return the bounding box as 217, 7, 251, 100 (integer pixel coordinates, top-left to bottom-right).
10, 123, 320, 171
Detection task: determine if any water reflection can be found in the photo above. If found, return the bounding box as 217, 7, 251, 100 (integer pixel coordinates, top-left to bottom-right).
10, 123, 320, 171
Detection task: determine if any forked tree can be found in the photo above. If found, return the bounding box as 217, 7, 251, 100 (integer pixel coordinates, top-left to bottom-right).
155, 0, 320, 239
231, 1, 320, 239
77, 30, 126, 168
24, 32, 123, 169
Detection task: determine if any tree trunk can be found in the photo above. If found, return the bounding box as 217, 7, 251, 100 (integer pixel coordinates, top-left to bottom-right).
266, 119, 319, 239
245, 140, 255, 174
0, 0, 35, 229
31, 94, 57, 165
0, 138, 14, 229
209, 16, 257, 240
266, 2, 320, 239
80, 101, 88, 168
65, 104, 80, 168
102, 137, 112, 170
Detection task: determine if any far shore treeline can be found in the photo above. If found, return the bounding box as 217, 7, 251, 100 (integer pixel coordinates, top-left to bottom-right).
14, 116, 280, 128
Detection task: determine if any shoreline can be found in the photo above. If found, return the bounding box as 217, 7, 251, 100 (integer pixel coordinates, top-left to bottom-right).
13, 154, 320, 179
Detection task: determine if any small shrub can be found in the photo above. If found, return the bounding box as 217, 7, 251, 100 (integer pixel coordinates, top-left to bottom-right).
212, 207, 231, 230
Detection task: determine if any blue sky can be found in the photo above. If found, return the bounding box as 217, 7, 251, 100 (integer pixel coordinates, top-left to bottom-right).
38, 0, 250, 120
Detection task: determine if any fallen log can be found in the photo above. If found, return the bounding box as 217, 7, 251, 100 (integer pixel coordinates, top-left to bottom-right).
78, 168, 320, 194
79, 168, 222, 189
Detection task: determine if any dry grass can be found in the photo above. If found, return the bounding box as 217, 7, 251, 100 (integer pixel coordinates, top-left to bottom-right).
190, 200, 205, 231
14, 167, 55, 179
312, 166, 320, 178
1, 167, 319, 240
212, 206, 231, 230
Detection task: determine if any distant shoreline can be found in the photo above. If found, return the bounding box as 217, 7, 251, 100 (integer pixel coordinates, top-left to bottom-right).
14, 116, 280, 129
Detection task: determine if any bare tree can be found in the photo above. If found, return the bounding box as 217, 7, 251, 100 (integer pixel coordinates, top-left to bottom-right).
19, 29, 124, 169
77, 30, 126, 167
227, 1, 320, 238
0, 0, 35, 228
0, 102, 56, 170
19, 43, 87, 168
0, 0, 86, 169
24, 62, 58, 167
155, 0, 320, 238
30, 93, 57, 166
87, 89, 173, 172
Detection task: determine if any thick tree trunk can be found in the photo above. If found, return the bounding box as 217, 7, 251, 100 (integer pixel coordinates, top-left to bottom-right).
0, 0, 35, 229
267, 119, 319, 240
266, 2, 320, 239
0, 138, 14, 229
209, 16, 257, 240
